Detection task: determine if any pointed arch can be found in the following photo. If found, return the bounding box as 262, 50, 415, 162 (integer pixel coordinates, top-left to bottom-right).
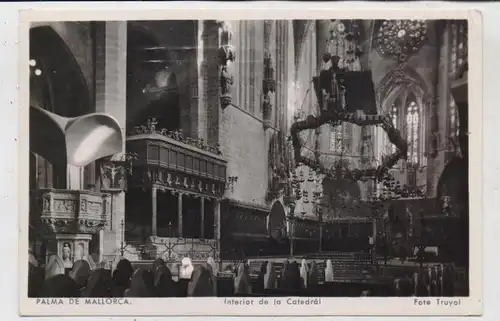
268, 201, 287, 239
126, 25, 181, 131
436, 157, 468, 217
375, 67, 428, 188
293, 20, 314, 70
29, 26, 91, 117
377, 66, 429, 109
29, 26, 94, 190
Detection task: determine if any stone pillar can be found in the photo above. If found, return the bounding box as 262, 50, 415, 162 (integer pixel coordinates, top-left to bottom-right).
262, 20, 275, 129
94, 21, 127, 134
200, 197, 205, 238
316, 20, 333, 154
94, 21, 128, 257
152, 187, 157, 237
214, 199, 221, 244
316, 20, 331, 70
178, 193, 183, 237
193, 20, 207, 141
427, 23, 451, 197
371, 218, 377, 263
215, 21, 236, 143
67, 165, 83, 190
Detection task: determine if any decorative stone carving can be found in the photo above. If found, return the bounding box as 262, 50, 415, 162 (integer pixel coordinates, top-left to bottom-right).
62, 243, 72, 263
262, 49, 276, 130
126, 135, 227, 198
217, 21, 236, 110
266, 131, 290, 203
34, 189, 111, 235
99, 161, 128, 191
129, 119, 222, 155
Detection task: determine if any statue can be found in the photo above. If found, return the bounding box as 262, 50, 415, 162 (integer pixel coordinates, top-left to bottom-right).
342, 33, 362, 71
218, 36, 236, 109
442, 196, 452, 216
62, 243, 72, 263
220, 65, 233, 95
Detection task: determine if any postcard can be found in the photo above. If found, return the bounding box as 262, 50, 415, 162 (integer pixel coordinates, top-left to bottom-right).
18, 5, 482, 316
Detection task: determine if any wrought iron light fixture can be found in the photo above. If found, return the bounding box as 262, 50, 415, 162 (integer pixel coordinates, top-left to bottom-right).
225, 176, 239, 192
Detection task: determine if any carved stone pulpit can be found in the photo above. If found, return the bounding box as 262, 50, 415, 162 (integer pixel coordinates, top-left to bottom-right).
32, 189, 111, 268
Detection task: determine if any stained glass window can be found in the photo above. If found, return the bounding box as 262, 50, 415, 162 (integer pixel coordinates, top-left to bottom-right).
448, 20, 466, 149
389, 103, 399, 154
449, 20, 468, 79
449, 97, 459, 139
406, 100, 420, 165
375, 20, 428, 62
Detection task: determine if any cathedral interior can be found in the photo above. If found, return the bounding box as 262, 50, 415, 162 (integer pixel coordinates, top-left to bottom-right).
28, 19, 469, 296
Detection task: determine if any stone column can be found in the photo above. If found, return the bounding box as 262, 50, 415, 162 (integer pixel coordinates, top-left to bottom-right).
214, 199, 221, 244
371, 218, 377, 263
200, 197, 205, 238
178, 193, 183, 237
316, 20, 332, 70
66, 165, 83, 190
427, 23, 451, 196
316, 20, 333, 154
94, 21, 128, 257
152, 187, 157, 236
262, 20, 275, 129
193, 20, 207, 141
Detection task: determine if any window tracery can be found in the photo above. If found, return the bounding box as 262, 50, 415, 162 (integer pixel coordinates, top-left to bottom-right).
448, 20, 467, 154
375, 20, 428, 62
449, 20, 468, 79
448, 98, 459, 140
389, 103, 399, 154
406, 100, 420, 165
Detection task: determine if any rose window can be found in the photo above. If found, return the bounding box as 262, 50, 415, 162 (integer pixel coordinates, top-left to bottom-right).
375, 20, 428, 62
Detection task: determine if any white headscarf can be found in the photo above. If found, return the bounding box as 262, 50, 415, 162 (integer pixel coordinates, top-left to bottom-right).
179, 257, 194, 279
325, 259, 334, 282
300, 259, 309, 288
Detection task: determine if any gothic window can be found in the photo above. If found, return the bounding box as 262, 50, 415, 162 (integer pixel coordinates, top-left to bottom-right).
449, 20, 468, 79
380, 88, 424, 173
406, 100, 420, 165
448, 98, 459, 140
447, 20, 466, 151
389, 103, 399, 154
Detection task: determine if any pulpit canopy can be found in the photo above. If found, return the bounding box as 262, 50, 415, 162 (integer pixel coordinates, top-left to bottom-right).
30, 106, 124, 167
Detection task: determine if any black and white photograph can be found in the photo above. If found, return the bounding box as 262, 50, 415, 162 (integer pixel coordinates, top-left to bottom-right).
20, 9, 481, 316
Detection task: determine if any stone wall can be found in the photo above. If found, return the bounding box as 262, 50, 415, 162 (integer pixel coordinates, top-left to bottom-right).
221, 103, 270, 205
220, 20, 293, 207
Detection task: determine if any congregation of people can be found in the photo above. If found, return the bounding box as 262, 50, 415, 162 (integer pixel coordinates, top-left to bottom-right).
28, 252, 459, 298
